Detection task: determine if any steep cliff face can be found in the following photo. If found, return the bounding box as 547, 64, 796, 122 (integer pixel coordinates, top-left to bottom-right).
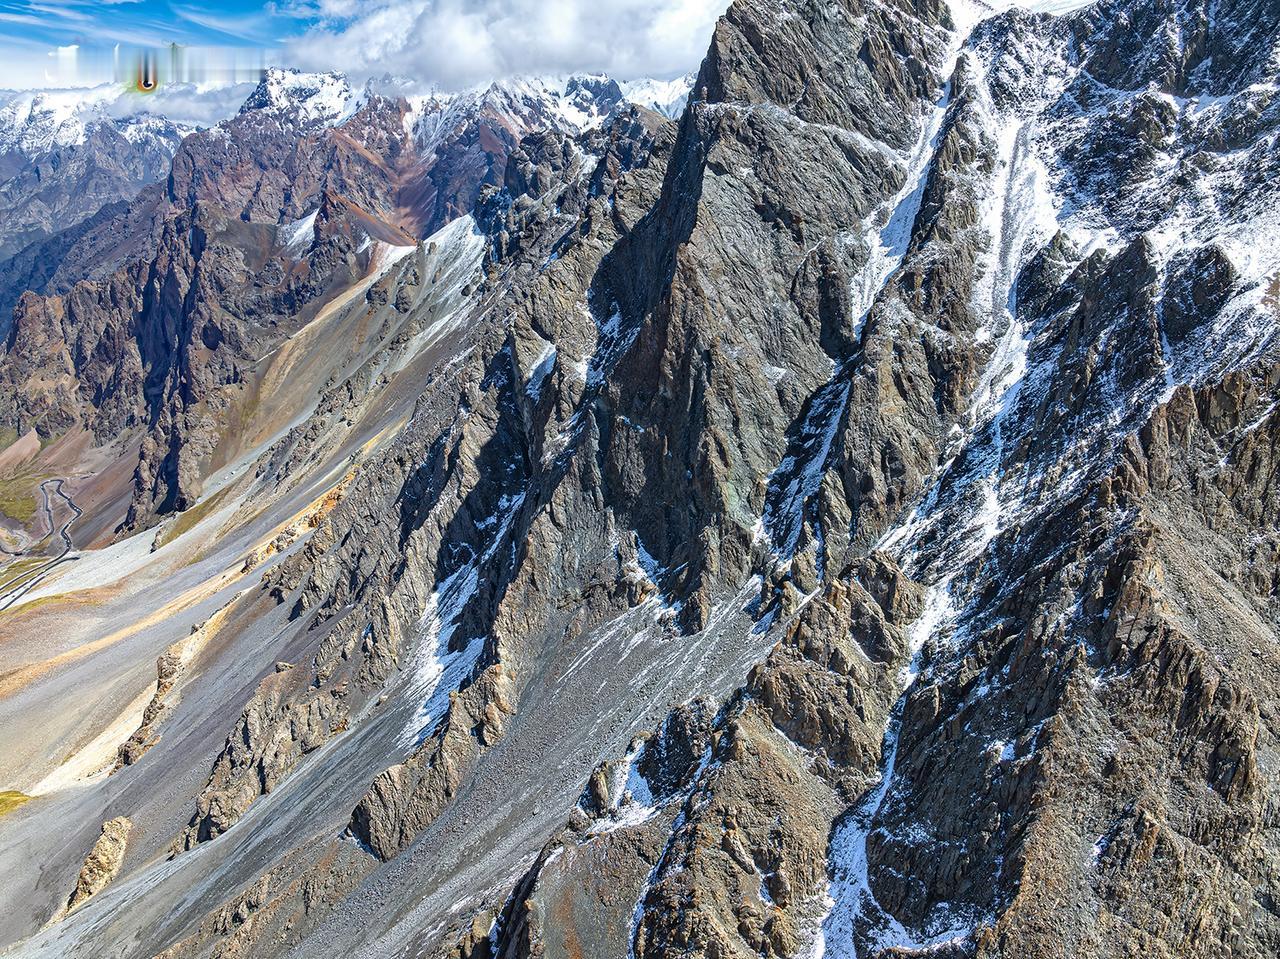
559, 1, 1280, 956
0, 2, 1277, 959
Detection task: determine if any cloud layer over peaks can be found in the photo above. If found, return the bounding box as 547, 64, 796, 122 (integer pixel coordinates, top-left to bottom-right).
283, 0, 730, 88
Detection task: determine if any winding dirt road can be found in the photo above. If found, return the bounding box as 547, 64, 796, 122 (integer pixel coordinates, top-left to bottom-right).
0, 479, 81, 612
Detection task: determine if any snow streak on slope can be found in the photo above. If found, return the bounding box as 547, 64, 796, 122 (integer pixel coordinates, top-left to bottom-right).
846, 80, 958, 341
806, 2, 1280, 953
805, 31, 1067, 959
761, 70, 958, 561
759, 0, 1042, 563
879, 56, 1062, 575
281, 210, 318, 254
388, 215, 488, 374
807, 583, 971, 959
761, 379, 852, 559
588, 739, 659, 834
400, 489, 527, 748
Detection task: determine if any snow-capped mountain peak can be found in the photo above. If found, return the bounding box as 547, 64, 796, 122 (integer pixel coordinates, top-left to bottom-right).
0, 86, 123, 156
238, 69, 362, 127
0, 80, 262, 162
398, 70, 695, 157
400, 73, 625, 156
619, 73, 696, 118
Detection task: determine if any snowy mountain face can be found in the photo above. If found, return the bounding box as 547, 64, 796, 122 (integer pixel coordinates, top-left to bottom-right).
237, 69, 362, 127
626, 73, 697, 117
0, 82, 245, 158
402, 73, 629, 151
621, 74, 697, 118
0, 89, 194, 263
0, 87, 126, 157
0, 1, 1278, 958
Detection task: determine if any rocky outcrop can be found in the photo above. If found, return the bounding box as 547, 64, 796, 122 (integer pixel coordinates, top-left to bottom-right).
113, 643, 189, 771
350, 663, 516, 860
66, 817, 131, 910
571, 0, 1024, 643
629, 565, 920, 958
483, 551, 921, 959
113, 591, 248, 771
150, 843, 375, 959
181, 661, 347, 848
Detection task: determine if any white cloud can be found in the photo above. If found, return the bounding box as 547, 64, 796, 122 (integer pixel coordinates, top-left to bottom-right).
284, 0, 730, 88
103, 81, 261, 128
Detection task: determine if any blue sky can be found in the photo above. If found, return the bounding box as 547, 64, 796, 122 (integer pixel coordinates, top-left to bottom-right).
0, 0, 731, 91
0, 1, 297, 49
0, 0, 308, 87
0, 1, 1101, 91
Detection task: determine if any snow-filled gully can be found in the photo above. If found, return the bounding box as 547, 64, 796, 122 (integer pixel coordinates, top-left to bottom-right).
800, 35, 1066, 959
399, 487, 528, 749
761, 70, 957, 562
804, 582, 965, 959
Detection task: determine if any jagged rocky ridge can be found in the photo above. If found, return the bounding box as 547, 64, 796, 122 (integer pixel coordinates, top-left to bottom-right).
0, 68, 677, 528
1, 1, 1278, 958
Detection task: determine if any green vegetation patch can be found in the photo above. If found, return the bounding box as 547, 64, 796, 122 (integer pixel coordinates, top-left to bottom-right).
0, 473, 40, 524
0, 557, 46, 592
0, 592, 92, 622
0, 791, 31, 817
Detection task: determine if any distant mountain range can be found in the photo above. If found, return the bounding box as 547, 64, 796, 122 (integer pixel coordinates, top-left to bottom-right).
0, 70, 692, 316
